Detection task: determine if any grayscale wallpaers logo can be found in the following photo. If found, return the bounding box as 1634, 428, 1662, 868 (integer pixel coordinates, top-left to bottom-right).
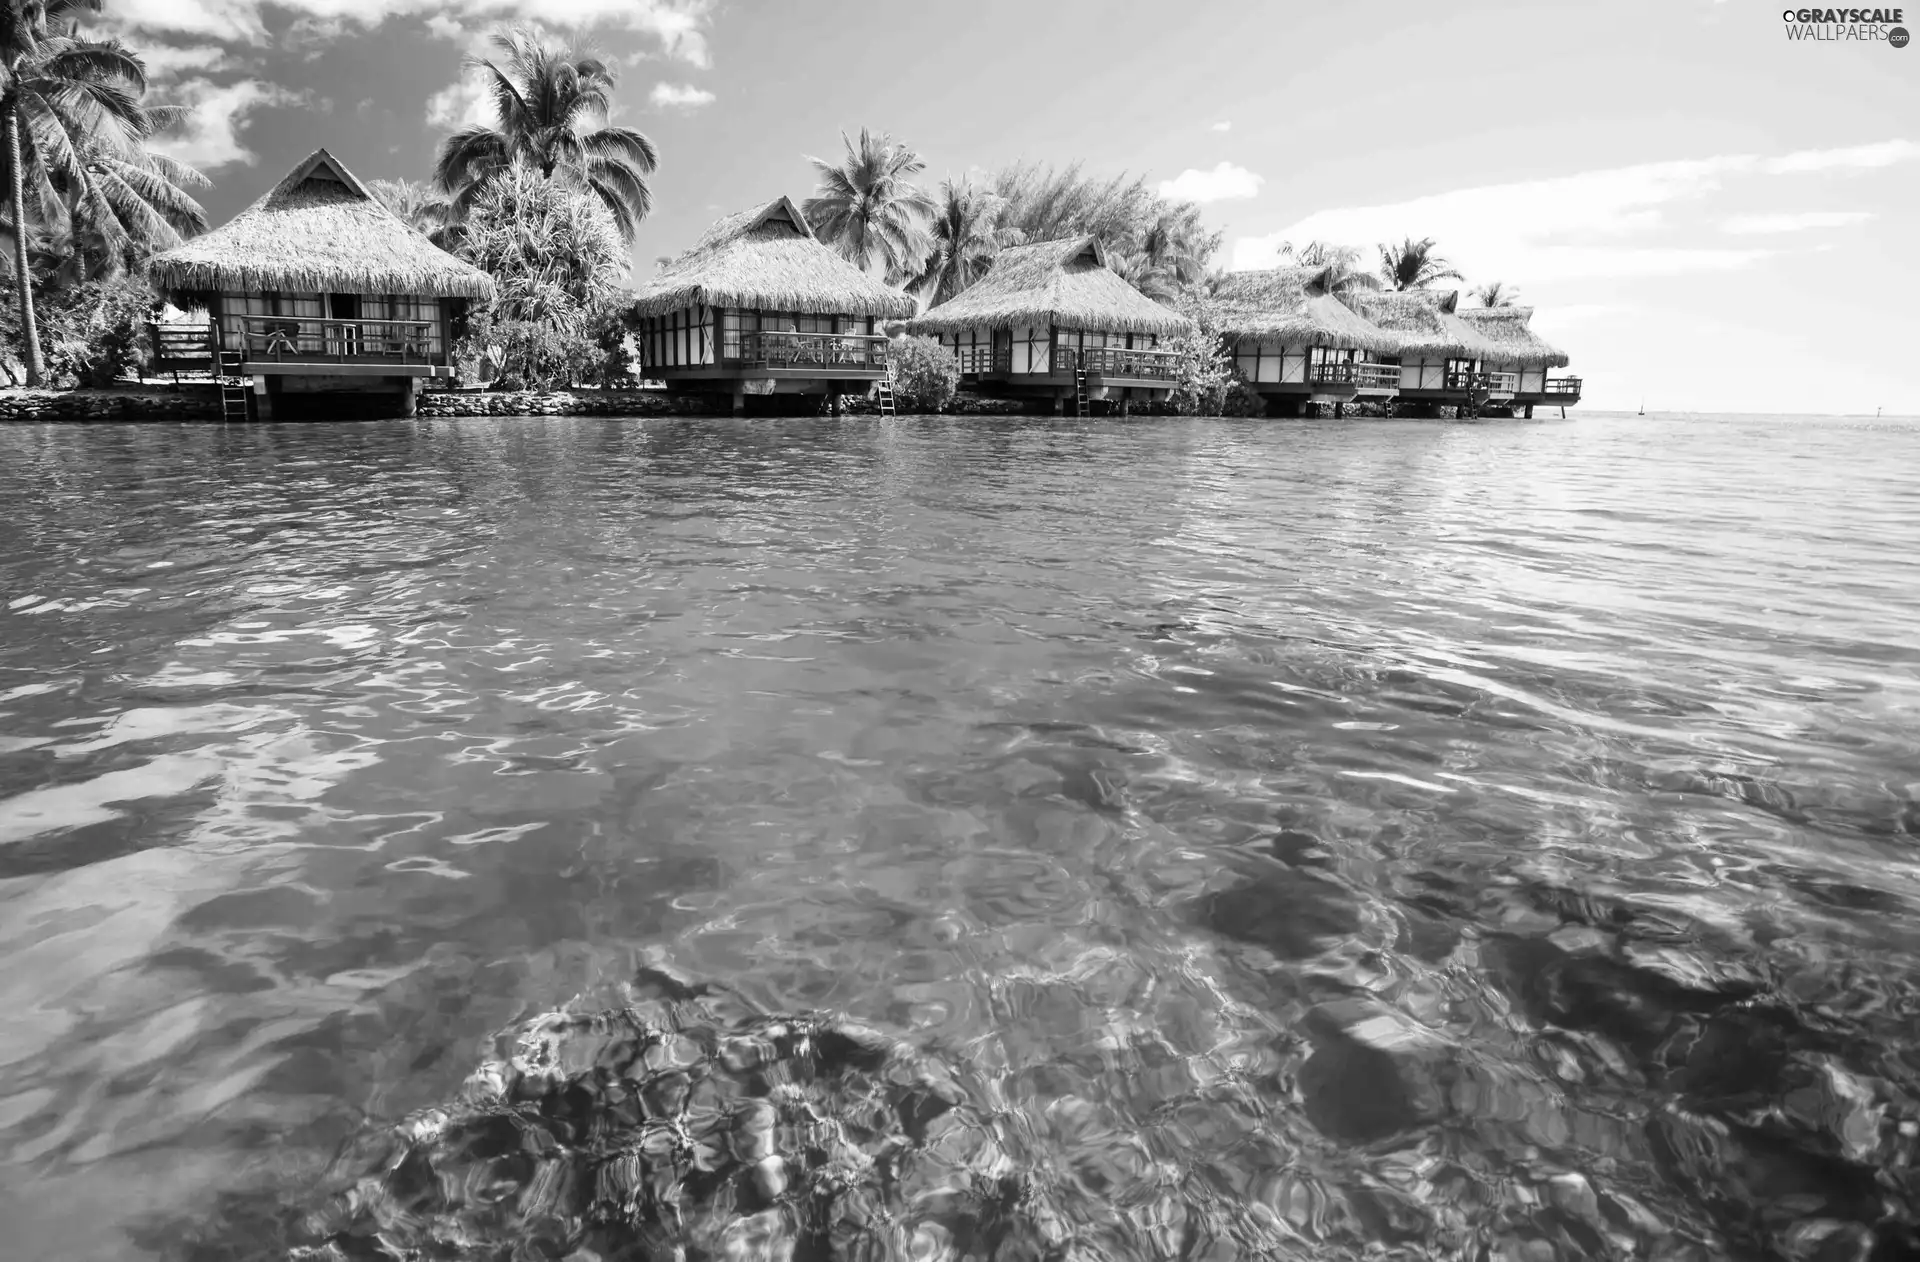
1781, 7, 1909, 43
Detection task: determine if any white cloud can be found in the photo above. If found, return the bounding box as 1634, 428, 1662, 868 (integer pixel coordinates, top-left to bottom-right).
649, 82, 714, 110
1210, 121, 1231, 132
1721, 210, 1874, 234
1158, 161, 1262, 204
1228, 140, 1920, 279
150, 78, 304, 169
134, 42, 228, 83
1759, 139, 1919, 173
106, 0, 267, 43
110, 0, 715, 66
426, 76, 494, 128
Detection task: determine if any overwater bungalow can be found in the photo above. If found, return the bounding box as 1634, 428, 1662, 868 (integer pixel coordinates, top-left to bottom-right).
1209, 266, 1403, 416
147, 148, 494, 421
905, 236, 1193, 414
1455, 306, 1581, 417
1338, 289, 1516, 416
627, 196, 915, 415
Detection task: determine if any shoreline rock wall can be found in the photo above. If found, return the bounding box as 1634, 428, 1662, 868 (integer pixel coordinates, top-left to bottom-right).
0, 388, 223, 422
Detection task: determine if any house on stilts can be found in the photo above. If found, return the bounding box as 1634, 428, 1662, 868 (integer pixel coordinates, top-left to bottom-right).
1209, 265, 1402, 416
1337, 289, 1517, 417
627, 196, 915, 415
1455, 306, 1581, 417
147, 148, 494, 420
905, 236, 1193, 414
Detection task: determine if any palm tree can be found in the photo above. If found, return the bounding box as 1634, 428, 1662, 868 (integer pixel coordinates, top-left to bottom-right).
802, 127, 935, 284
48, 111, 207, 283
1471, 280, 1519, 308
1, 0, 159, 384
1103, 246, 1170, 302
369, 177, 453, 248
909, 177, 1003, 305
1139, 205, 1211, 292
1377, 236, 1462, 291
1275, 240, 1377, 295
990, 162, 1222, 287
432, 24, 658, 245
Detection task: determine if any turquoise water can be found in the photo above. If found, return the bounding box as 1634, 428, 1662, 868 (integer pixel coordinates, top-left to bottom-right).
1, 412, 1917, 1259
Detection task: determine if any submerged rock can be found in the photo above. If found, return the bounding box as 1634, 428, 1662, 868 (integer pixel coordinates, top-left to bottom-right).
285, 976, 1041, 1262
1297, 997, 1455, 1143
1196, 840, 1362, 961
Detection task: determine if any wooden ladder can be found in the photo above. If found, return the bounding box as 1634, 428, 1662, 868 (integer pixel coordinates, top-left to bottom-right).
1073, 366, 1089, 418
875, 367, 897, 416
216, 351, 250, 422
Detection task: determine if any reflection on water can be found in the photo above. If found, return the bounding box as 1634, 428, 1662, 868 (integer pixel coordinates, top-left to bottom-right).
1, 413, 1918, 1259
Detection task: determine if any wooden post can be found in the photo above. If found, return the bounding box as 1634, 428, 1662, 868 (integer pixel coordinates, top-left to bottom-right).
401, 376, 418, 418
252, 374, 272, 421
830, 389, 840, 418
1053, 395, 1066, 416
1334, 400, 1345, 419
731, 388, 746, 417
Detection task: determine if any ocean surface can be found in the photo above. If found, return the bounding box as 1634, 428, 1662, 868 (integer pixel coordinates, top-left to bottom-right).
1, 411, 1917, 1260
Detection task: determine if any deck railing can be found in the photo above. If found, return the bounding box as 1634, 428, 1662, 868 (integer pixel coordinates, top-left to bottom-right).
1053, 345, 1182, 379
1542, 376, 1582, 396
234, 315, 437, 363
733, 330, 888, 369
1443, 370, 1519, 394
952, 345, 1009, 375
146, 321, 214, 366
1352, 362, 1400, 392
1308, 361, 1355, 385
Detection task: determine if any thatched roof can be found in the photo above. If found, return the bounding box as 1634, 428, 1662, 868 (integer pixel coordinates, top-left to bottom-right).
149, 149, 495, 300
1210, 266, 1400, 354
1339, 289, 1516, 365
904, 236, 1193, 338
629, 196, 915, 319
1454, 306, 1570, 368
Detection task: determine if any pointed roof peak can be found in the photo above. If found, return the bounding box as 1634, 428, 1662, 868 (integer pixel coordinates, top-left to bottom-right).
279, 148, 373, 200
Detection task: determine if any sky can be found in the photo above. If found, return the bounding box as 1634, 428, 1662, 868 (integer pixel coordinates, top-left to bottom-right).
99, 0, 1920, 415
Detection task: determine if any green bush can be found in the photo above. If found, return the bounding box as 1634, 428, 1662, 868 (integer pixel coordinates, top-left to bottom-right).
1165, 323, 1235, 416
888, 335, 958, 412
0, 273, 156, 387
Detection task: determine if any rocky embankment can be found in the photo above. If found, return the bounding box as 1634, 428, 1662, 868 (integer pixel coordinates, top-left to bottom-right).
0, 387, 221, 421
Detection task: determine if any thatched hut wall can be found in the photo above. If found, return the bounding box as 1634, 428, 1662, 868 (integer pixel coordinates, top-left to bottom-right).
1455, 306, 1570, 394
1210, 266, 1401, 386
905, 237, 1192, 375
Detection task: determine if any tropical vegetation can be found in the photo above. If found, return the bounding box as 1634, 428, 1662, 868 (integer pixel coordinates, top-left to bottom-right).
369, 178, 452, 249
1471, 280, 1519, 308
887, 335, 959, 412
1377, 236, 1463, 292
908, 178, 1005, 307
431, 24, 658, 246
1274, 240, 1378, 296
802, 128, 935, 285
1, 0, 207, 384
452, 167, 631, 390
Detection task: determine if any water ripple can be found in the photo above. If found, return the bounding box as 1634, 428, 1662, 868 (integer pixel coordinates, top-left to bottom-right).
2, 413, 1918, 1258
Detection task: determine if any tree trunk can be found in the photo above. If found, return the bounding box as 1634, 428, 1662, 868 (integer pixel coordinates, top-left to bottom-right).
5, 102, 45, 386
